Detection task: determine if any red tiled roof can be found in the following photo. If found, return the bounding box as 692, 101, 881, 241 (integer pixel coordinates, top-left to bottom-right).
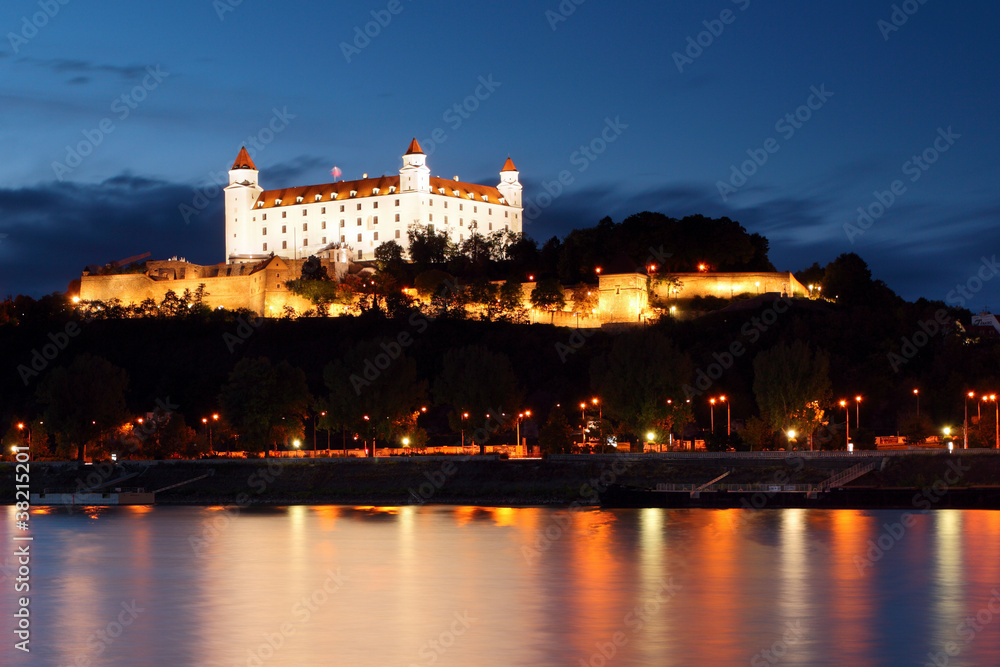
405, 138, 424, 155
231, 146, 257, 170
501, 157, 518, 172
255, 174, 512, 209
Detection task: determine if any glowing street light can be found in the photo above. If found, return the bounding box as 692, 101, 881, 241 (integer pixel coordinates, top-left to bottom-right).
965, 391, 974, 449
292, 439, 301, 449
855, 395, 862, 428
709, 398, 716, 433
913, 388, 920, 416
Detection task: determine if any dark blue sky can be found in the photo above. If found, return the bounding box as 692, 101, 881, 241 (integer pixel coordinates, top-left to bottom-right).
1, 0, 998, 305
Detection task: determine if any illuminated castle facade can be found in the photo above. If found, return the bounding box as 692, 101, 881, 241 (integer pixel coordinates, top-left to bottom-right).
225, 139, 523, 263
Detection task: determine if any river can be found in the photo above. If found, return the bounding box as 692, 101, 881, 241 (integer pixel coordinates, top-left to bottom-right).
2, 505, 999, 666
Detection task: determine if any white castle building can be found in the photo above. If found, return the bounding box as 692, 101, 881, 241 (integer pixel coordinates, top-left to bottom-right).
225, 139, 523, 263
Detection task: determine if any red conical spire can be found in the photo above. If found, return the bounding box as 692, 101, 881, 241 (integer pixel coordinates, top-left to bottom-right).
501, 157, 518, 172
231, 146, 257, 170
405, 138, 424, 155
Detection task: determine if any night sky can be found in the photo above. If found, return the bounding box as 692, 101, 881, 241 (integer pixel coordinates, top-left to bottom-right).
1, 0, 997, 305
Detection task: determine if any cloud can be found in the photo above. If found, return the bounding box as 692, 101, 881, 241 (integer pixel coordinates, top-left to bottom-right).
263, 155, 329, 188
0, 175, 219, 297
17, 58, 152, 82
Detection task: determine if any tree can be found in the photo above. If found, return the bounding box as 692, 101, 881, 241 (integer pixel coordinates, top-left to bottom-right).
37, 354, 130, 461
374, 241, 406, 277
752, 341, 832, 443
900, 412, 934, 445
741, 416, 777, 451
539, 406, 574, 454
155, 414, 200, 459
322, 339, 428, 452
218, 358, 311, 451
591, 330, 694, 440
570, 285, 598, 315
300, 255, 329, 281
497, 279, 527, 321
433, 345, 521, 453
530, 279, 566, 318
407, 225, 454, 266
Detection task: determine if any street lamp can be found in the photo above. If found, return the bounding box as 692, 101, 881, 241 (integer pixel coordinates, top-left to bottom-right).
787, 430, 796, 449
719, 395, 730, 436
580, 402, 588, 447
840, 400, 849, 447
709, 398, 716, 433
855, 396, 862, 428
913, 388, 920, 416
516, 410, 531, 453
965, 392, 974, 449
461, 412, 469, 448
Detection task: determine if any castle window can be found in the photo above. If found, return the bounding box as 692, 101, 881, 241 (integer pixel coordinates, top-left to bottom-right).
322, 237, 326, 244
489, 208, 493, 215
429, 214, 433, 222
438, 187, 445, 195
373, 202, 378, 209
482, 196, 489, 202
276, 199, 282, 205
505, 211, 509, 218
304, 238, 308, 246
389, 187, 396, 194
444, 216, 448, 224
322, 221, 326, 230
282, 241, 288, 250
395, 199, 400, 206
373, 188, 380, 195
453, 189, 459, 196
374, 232, 379, 241
395, 214, 400, 222
331, 193, 338, 200
499, 198, 506, 205
358, 251, 363, 259
282, 225, 287, 233
340, 205, 345, 212
460, 219, 464, 227
357, 218, 362, 226
474, 206, 478, 213
296, 197, 303, 204
428, 224, 435, 234
350, 190, 357, 197
263, 214, 267, 220
303, 223, 308, 231
373, 216, 378, 224
340, 220, 345, 228
322, 207, 326, 214
341, 235, 346, 243
460, 204, 464, 211
357, 233, 362, 242
263, 228, 267, 235
282, 212, 287, 219
429, 200, 433, 206
504, 225, 509, 231
316, 196, 322, 203
395, 230, 400, 239
444, 201, 448, 209
489, 223, 493, 231
357, 203, 362, 211
263, 243, 268, 251
303, 210, 307, 216
460, 234, 464, 241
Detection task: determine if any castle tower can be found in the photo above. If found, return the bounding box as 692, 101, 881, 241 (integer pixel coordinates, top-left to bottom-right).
225, 146, 264, 263
399, 138, 430, 193
497, 157, 522, 209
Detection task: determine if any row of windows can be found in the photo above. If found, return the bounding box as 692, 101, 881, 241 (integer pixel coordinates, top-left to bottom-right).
257, 199, 521, 222
262, 229, 404, 252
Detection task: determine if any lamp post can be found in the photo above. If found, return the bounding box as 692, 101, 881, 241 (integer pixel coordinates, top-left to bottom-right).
719, 395, 730, 437
16, 422, 30, 453
516, 410, 531, 454
592, 398, 601, 447
709, 398, 716, 434
965, 392, 974, 449
840, 400, 849, 447
580, 402, 588, 447
913, 388, 920, 416
787, 429, 796, 450
855, 396, 862, 428
461, 412, 469, 448
202, 414, 219, 453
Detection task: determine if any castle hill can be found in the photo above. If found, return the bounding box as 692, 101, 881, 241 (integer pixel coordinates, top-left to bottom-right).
2, 5, 999, 659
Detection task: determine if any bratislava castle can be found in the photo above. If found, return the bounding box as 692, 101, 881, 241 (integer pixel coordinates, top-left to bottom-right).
225, 139, 523, 264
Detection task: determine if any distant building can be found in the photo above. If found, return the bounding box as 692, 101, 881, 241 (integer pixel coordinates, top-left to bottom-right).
225, 140, 523, 263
